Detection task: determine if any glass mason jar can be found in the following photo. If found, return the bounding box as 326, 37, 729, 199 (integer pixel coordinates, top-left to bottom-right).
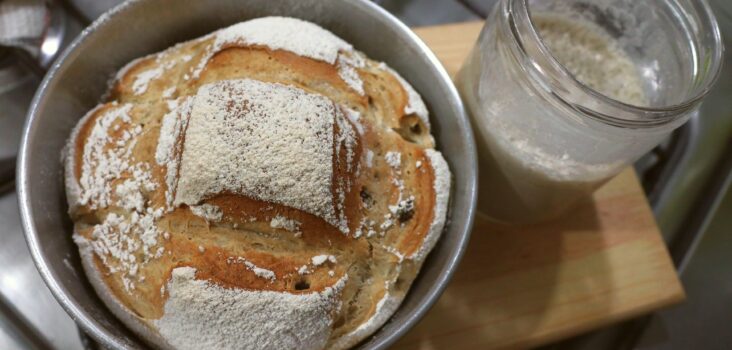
458, 0, 724, 224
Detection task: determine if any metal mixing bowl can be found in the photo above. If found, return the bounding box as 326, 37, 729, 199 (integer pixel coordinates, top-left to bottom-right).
18, 0, 478, 348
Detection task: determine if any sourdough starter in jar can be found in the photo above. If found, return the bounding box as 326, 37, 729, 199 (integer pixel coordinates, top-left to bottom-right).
534, 15, 647, 106
459, 14, 647, 223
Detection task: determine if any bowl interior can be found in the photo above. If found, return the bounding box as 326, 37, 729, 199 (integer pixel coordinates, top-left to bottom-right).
18, 0, 477, 348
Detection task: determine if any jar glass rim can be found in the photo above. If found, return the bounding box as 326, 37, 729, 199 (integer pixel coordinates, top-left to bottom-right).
504, 0, 725, 128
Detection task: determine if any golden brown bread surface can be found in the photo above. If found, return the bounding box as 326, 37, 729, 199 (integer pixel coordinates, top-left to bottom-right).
64, 17, 450, 350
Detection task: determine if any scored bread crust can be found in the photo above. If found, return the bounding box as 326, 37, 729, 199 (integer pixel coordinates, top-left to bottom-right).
63, 16, 451, 350
75, 240, 174, 349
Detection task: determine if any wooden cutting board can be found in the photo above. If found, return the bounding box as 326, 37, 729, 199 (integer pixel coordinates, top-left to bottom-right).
392, 22, 685, 349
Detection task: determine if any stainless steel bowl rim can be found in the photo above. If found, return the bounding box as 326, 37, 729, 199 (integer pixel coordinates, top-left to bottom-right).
18, 0, 478, 348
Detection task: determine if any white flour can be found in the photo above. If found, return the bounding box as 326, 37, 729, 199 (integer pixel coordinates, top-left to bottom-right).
66, 102, 166, 290
270, 215, 301, 234
329, 289, 400, 350
155, 267, 347, 350
131, 67, 163, 95
384, 151, 401, 169
337, 53, 366, 95
77, 103, 137, 208
211, 17, 351, 65
190, 16, 365, 95
226, 257, 277, 281
174, 79, 356, 233
311, 255, 337, 266
377, 62, 430, 128
155, 97, 192, 208
410, 150, 450, 261
189, 204, 223, 222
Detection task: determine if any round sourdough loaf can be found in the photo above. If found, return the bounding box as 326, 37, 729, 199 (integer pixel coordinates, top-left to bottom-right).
63, 16, 450, 350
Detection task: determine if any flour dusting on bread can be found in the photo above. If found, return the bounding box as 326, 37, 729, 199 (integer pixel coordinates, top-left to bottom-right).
213, 17, 351, 65
77, 103, 139, 208
190, 17, 366, 96
174, 79, 355, 233
132, 67, 164, 95
156, 267, 346, 350
189, 204, 223, 222
64, 15, 451, 350
226, 257, 277, 281
413, 149, 451, 261
378, 62, 430, 128
155, 97, 192, 208
330, 290, 401, 350
270, 215, 302, 234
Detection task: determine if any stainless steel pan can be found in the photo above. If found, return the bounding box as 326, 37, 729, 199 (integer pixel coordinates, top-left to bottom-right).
18, 0, 478, 348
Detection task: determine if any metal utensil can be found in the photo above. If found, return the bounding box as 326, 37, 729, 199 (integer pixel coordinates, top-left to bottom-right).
0, 0, 66, 192
0, 0, 66, 72
18, 0, 478, 349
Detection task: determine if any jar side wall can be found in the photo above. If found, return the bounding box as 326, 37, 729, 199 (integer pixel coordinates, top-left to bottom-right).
458, 0, 684, 222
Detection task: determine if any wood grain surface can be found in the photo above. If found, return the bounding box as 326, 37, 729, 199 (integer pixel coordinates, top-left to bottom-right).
392, 21, 685, 349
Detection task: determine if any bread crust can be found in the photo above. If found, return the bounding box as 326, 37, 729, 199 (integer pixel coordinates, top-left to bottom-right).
64, 16, 451, 350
